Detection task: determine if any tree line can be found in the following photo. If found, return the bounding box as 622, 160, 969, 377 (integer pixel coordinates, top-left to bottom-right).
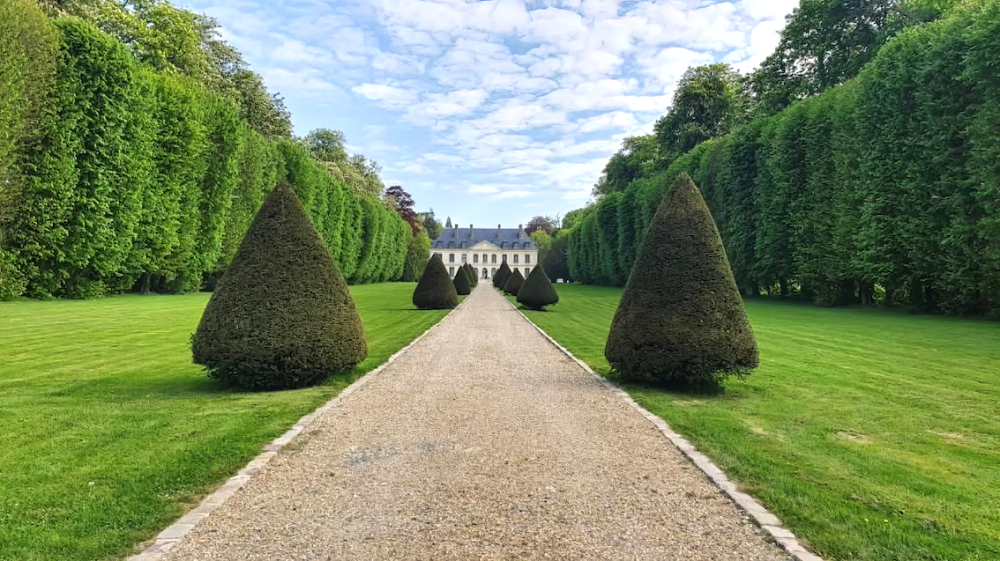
0, 0, 412, 299
567, 0, 999, 315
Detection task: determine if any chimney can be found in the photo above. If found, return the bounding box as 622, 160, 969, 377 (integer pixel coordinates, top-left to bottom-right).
497, 224, 502, 239
518, 224, 525, 238
468, 224, 473, 237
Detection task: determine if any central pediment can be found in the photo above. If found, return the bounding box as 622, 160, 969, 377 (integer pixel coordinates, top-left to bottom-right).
470, 240, 500, 251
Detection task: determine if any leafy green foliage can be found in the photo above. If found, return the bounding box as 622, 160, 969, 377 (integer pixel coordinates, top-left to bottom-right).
605, 174, 758, 386
568, 1, 1000, 315
192, 182, 367, 390
412, 254, 458, 309
0, 0, 58, 299
516, 265, 559, 310
402, 229, 431, 282
1, 7, 406, 300
654, 64, 746, 163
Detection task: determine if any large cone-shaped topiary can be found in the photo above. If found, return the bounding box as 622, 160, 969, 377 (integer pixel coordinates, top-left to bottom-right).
517, 264, 559, 310
453, 264, 472, 295
605, 173, 758, 386
413, 254, 459, 309
465, 263, 478, 286
192, 182, 367, 390
503, 269, 525, 295
493, 261, 512, 289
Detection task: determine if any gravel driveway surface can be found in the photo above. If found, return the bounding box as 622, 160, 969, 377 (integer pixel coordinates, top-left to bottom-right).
161, 283, 790, 560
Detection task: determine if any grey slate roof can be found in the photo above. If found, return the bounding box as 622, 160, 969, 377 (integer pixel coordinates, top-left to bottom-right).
432, 225, 536, 250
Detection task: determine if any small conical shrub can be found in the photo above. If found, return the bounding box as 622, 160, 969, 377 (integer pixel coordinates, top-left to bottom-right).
503, 269, 524, 295
465, 263, 479, 286
453, 264, 472, 295
192, 182, 367, 390
493, 261, 511, 289
517, 264, 559, 310
605, 173, 758, 386
413, 254, 458, 309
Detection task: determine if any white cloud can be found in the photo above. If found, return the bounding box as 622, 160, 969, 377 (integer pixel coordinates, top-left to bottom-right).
352, 83, 420, 109
181, 0, 799, 226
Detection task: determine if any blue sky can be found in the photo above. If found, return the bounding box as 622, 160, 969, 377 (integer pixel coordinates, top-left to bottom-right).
180, 0, 798, 228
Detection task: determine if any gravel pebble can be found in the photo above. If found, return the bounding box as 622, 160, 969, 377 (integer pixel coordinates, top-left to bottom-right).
162, 284, 792, 560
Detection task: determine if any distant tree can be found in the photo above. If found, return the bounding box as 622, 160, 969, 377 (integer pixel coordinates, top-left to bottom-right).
605, 174, 758, 387
525, 215, 557, 235
191, 182, 367, 390
562, 207, 588, 230
419, 209, 443, 240
544, 230, 572, 282
747, 0, 947, 115
385, 185, 419, 235
531, 231, 552, 263
654, 64, 746, 164
401, 228, 430, 282
85, 0, 292, 138
593, 135, 658, 197
303, 128, 347, 163
412, 254, 458, 309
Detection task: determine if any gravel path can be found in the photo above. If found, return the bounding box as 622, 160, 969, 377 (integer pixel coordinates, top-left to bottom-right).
161, 284, 791, 560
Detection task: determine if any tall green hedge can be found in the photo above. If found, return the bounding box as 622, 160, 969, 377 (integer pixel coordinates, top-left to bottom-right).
0, 0, 58, 299
0, 17, 407, 300
569, 1, 1000, 315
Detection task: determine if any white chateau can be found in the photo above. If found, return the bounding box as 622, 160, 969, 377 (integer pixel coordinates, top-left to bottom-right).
432, 223, 538, 281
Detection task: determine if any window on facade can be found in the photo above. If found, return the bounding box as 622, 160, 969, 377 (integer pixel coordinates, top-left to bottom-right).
472, 254, 478, 263
524, 267, 530, 276
502, 254, 507, 262
525, 254, 530, 264
513, 254, 519, 264
449, 254, 455, 263
491, 268, 496, 277
461, 254, 467, 263
482, 253, 487, 263
482, 268, 487, 279
449, 266, 454, 277
491, 254, 496, 264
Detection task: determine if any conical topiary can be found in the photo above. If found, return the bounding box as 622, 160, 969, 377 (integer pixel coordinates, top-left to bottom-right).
413, 254, 459, 309
191, 182, 367, 390
517, 264, 559, 310
453, 264, 472, 295
605, 173, 758, 386
493, 261, 511, 289
465, 263, 478, 286
503, 269, 525, 295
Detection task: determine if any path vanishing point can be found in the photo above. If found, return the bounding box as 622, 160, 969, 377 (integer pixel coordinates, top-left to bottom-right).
137, 283, 814, 560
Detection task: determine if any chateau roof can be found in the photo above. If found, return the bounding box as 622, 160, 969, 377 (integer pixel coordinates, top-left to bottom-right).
432, 224, 536, 250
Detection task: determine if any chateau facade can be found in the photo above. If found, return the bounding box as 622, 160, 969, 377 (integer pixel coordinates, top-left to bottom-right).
431, 224, 538, 280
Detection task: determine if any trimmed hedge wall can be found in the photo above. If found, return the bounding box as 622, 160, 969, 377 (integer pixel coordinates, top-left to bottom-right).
0, 17, 406, 300
568, 2, 1000, 315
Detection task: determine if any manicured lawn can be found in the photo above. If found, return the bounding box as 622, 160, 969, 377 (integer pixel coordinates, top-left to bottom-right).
510, 284, 1000, 561
0, 283, 450, 560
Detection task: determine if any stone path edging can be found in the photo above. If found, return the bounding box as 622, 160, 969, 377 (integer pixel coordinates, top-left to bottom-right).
128, 302, 464, 561
504, 296, 824, 561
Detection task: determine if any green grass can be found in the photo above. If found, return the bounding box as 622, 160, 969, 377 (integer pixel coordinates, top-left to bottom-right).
510, 284, 1000, 561
0, 283, 450, 561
